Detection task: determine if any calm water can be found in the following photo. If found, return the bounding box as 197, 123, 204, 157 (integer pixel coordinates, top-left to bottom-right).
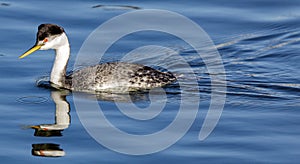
1, 0, 300, 163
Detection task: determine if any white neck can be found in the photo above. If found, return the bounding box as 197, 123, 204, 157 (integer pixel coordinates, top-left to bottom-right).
50, 34, 70, 87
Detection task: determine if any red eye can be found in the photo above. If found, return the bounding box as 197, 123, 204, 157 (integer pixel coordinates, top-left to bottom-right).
43, 38, 48, 43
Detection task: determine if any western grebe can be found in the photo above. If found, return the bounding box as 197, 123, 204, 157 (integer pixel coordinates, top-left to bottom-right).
19, 24, 176, 93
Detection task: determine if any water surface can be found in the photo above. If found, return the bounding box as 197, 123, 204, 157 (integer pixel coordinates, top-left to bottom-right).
1, 0, 300, 163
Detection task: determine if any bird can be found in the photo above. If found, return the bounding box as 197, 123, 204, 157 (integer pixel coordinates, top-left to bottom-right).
19, 24, 176, 93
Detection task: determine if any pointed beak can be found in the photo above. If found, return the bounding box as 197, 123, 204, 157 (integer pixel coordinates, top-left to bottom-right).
30, 125, 41, 129
19, 44, 42, 59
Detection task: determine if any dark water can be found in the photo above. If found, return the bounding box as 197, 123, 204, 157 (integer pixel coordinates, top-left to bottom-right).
1, 0, 300, 163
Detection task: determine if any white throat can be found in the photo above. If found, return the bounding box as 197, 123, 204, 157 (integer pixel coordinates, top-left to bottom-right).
50, 33, 70, 87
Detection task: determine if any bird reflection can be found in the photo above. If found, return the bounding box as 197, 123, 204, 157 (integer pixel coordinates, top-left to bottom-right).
30, 90, 70, 137
27, 84, 154, 157
32, 143, 65, 157
29, 90, 70, 157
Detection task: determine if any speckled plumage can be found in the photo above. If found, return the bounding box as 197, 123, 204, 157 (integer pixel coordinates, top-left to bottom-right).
21, 24, 177, 93
65, 62, 176, 93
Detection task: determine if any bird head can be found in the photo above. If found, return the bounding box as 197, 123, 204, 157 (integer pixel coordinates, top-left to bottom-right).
19, 24, 68, 59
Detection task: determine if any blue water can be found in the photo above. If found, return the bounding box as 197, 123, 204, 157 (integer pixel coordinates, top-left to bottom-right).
1, 0, 300, 163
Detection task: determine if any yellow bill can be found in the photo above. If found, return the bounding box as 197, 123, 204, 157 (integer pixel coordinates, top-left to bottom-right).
30, 125, 40, 129
19, 45, 42, 59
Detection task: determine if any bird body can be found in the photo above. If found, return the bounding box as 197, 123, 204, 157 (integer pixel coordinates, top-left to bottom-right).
66, 62, 175, 93
19, 24, 176, 93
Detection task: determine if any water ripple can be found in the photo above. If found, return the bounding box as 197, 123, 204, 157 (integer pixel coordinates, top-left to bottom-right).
91, 4, 141, 10
16, 96, 48, 104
